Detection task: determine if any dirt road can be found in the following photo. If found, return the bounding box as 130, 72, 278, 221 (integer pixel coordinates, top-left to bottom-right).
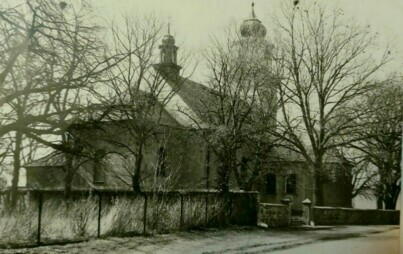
1, 225, 398, 254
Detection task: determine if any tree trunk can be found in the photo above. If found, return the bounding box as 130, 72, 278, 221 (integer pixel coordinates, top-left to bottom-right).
376, 196, 383, 209
315, 174, 325, 206
383, 184, 399, 210
10, 131, 22, 211
132, 148, 143, 194
217, 162, 230, 194
233, 166, 243, 190
384, 196, 396, 210
64, 153, 74, 201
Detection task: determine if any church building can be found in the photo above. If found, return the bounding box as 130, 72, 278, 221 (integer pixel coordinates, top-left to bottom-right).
23, 3, 352, 211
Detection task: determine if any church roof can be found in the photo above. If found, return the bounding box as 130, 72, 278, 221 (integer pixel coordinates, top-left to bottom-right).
176, 77, 217, 120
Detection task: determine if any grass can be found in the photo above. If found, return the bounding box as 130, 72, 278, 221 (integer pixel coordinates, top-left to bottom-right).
40, 197, 98, 241
0, 207, 38, 246
0, 193, 231, 247
102, 197, 144, 236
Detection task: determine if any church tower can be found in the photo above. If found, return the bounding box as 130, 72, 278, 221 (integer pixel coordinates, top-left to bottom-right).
240, 2, 267, 38
238, 2, 272, 59
238, 3, 277, 127
154, 23, 182, 80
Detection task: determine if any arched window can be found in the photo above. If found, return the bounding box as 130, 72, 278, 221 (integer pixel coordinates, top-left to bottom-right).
285, 174, 297, 194
93, 149, 106, 184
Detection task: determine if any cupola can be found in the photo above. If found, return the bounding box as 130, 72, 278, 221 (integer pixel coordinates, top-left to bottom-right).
154, 22, 182, 80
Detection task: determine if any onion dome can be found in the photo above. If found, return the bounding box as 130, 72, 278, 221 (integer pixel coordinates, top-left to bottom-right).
240, 2, 266, 38
162, 22, 175, 45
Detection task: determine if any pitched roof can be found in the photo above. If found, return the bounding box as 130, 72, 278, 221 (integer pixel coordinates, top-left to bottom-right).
163, 77, 221, 127
176, 78, 216, 119
25, 153, 133, 191
26, 167, 67, 189
25, 152, 66, 167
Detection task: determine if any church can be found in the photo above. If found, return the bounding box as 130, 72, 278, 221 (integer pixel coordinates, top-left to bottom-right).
23, 3, 352, 210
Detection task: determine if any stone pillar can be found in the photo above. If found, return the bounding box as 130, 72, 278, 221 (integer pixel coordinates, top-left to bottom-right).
255, 192, 261, 226
302, 198, 313, 226
281, 197, 292, 226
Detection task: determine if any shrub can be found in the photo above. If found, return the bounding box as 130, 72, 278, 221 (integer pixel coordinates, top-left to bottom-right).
103, 196, 143, 236
68, 197, 97, 238
0, 206, 38, 245
147, 194, 181, 233
183, 195, 206, 229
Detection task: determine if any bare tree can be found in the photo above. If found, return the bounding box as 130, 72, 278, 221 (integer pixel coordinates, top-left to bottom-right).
87, 15, 192, 194
0, 138, 11, 190
271, 2, 389, 205
0, 0, 127, 205
348, 79, 402, 209
181, 28, 277, 192
333, 148, 378, 201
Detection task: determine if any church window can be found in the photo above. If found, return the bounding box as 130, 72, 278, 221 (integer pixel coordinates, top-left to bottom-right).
285, 174, 297, 194
93, 149, 106, 184
266, 173, 276, 194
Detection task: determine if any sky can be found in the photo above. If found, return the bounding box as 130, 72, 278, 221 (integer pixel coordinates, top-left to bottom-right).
91, 0, 403, 83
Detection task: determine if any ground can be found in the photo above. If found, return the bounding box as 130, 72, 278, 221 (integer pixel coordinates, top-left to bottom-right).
0, 225, 399, 254
275, 228, 399, 254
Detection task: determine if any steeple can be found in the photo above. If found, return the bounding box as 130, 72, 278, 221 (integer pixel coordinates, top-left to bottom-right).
154, 22, 182, 79
249, 2, 256, 19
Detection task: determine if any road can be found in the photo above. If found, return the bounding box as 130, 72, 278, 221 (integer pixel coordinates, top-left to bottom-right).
0, 225, 398, 254
274, 228, 399, 254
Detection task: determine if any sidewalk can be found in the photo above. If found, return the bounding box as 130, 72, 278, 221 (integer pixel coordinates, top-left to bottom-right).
1, 225, 398, 254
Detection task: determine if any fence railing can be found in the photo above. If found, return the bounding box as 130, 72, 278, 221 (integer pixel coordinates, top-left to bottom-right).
0, 190, 258, 248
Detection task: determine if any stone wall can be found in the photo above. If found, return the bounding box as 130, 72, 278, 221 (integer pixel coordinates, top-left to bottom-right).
312, 206, 400, 225
258, 203, 290, 227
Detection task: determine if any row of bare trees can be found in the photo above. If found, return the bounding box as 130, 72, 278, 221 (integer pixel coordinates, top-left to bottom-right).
188, 2, 400, 208
269, 3, 392, 206
268, 3, 400, 208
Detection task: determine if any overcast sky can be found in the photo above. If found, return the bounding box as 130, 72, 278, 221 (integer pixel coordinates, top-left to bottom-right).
92, 0, 403, 83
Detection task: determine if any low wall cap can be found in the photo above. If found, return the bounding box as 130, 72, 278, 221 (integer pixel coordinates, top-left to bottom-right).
281, 197, 292, 204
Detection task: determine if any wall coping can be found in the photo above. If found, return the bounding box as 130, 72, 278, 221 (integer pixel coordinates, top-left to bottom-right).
260, 203, 287, 207
14, 188, 259, 195
314, 206, 400, 212
230, 190, 259, 194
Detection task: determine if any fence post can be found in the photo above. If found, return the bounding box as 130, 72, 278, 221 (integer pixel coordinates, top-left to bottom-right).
302, 198, 312, 226
97, 192, 102, 237
36, 192, 43, 245
229, 192, 233, 225
143, 194, 148, 235
180, 194, 184, 231
205, 194, 208, 226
